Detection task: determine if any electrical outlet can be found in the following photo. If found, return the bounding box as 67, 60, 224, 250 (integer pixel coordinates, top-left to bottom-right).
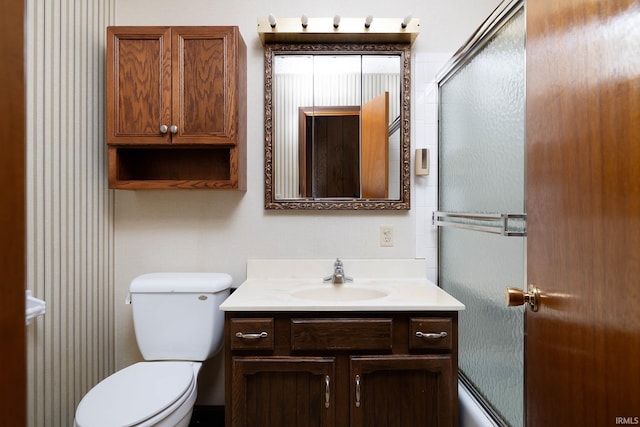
380, 226, 394, 247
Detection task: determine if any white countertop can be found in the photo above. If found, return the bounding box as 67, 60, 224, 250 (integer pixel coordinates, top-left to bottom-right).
219, 259, 465, 312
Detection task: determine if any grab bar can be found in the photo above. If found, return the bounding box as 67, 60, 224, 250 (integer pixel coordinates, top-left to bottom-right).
433, 211, 526, 236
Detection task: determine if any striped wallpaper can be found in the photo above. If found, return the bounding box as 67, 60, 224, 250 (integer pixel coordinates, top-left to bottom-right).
25, 0, 115, 425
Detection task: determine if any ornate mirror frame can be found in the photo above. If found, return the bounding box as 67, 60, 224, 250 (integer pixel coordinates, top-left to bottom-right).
264, 43, 412, 210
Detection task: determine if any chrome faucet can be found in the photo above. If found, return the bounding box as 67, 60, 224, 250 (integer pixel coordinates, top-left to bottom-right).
323, 258, 353, 284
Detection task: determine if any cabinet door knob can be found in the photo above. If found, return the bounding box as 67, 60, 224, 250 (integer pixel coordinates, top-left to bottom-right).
159, 124, 168, 134
355, 374, 361, 408
170, 125, 178, 134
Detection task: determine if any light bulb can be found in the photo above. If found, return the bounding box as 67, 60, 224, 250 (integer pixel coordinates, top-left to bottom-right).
333, 15, 341, 29
401, 14, 412, 29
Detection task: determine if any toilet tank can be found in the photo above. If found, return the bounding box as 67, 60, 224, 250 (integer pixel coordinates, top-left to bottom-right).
128, 273, 232, 361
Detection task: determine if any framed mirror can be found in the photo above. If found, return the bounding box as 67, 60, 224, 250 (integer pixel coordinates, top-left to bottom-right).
264, 43, 411, 210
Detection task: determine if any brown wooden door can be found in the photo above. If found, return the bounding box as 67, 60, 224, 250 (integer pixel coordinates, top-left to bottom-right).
361, 92, 389, 199
350, 355, 455, 427
298, 106, 361, 198
106, 26, 172, 145
525, 0, 640, 425
172, 26, 241, 145
231, 357, 336, 427
0, 0, 26, 425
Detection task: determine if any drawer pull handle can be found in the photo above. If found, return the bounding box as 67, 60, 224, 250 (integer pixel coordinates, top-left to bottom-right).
416, 331, 448, 339
355, 374, 361, 408
235, 331, 268, 339
325, 375, 330, 408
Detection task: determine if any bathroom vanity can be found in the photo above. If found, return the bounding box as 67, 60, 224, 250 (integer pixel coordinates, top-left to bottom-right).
220, 260, 464, 427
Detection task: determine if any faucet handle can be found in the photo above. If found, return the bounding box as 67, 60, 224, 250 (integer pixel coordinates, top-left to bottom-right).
325, 258, 353, 283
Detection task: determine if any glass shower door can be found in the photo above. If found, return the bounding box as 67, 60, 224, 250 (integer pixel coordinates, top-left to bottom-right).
436, 1, 525, 425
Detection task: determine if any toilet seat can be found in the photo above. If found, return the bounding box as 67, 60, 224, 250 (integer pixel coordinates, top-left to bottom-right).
74, 361, 195, 427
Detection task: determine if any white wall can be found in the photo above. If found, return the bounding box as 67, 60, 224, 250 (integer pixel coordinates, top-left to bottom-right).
114, 0, 502, 405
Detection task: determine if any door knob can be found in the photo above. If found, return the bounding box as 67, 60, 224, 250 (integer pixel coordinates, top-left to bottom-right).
170, 125, 178, 134
159, 124, 168, 134
505, 285, 540, 312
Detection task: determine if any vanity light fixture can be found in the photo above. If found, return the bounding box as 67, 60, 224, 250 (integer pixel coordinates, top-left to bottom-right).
401, 14, 412, 28
257, 16, 419, 44
364, 15, 373, 29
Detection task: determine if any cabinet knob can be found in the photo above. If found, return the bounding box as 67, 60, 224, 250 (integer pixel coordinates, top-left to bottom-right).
159, 124, 168, 134
170, 125, 178, 134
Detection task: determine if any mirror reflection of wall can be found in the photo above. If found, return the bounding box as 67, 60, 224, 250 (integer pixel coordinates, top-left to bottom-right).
272, 54, 401, 201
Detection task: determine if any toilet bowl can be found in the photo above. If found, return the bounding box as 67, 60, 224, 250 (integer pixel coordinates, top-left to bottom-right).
75, 362, 200, 427
74, 273, 231, 427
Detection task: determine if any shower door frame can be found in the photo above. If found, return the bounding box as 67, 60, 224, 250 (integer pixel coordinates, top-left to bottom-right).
435, 0, 526, 425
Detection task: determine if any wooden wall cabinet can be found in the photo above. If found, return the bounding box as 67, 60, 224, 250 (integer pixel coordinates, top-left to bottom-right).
106, 26, 246, 189
225, 312, 458, 427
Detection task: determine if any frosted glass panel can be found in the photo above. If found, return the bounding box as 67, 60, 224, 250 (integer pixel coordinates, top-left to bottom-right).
438, 7, 525, 427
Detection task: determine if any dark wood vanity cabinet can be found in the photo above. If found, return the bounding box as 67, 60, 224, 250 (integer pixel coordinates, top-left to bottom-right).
225, 312, 458, 427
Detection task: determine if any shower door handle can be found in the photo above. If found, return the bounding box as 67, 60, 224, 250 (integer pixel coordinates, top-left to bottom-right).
505, 285, 540, 312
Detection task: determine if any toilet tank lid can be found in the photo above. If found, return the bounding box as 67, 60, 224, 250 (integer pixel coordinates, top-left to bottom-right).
130, 272, 232, 293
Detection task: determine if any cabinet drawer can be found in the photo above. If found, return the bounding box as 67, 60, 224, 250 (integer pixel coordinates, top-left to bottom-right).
291, 318, 392, 351
409, 318, 452, 351
230, 318, 274, 351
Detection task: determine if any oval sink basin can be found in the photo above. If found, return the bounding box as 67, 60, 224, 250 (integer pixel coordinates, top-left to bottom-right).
291, 285, 388, 302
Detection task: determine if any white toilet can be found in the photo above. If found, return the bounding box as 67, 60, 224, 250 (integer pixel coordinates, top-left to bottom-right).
74, 272, 232, 427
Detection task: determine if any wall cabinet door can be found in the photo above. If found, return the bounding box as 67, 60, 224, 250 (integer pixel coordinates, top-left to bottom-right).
350, 355, 455, 427
171, 26, 242, 145
107, 26, 244, 146
107, 27, 172, 145
232, 357, 336, 427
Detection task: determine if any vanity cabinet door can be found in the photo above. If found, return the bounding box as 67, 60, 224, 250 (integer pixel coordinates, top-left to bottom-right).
349, 355, 455, 427
231, 357, 336, 427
